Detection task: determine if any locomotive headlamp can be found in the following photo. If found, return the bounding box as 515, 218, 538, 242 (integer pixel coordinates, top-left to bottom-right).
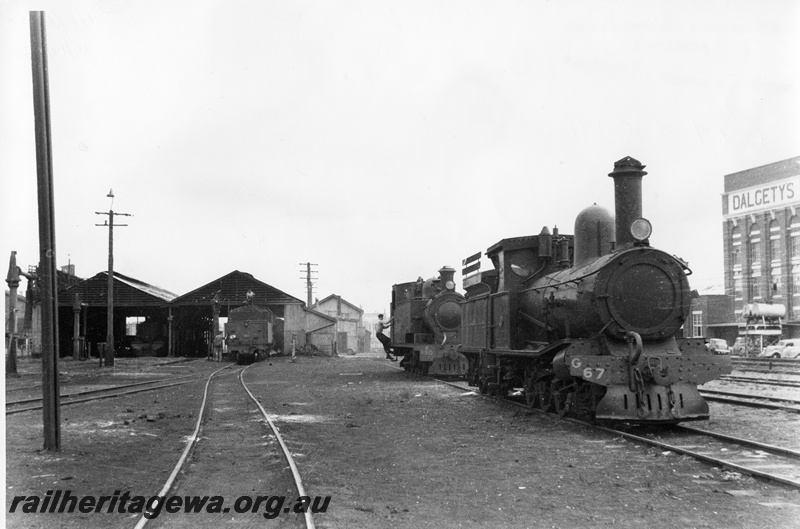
445, 280, 456, 291
630, 218, 652, 241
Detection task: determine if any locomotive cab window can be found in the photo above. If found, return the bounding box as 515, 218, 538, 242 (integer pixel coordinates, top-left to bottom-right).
508, 251, 538, 278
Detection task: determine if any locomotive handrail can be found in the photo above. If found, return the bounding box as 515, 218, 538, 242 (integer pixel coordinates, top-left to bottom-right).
673, 254, 692, 275
520, 261, 550, 286
521, 268, 602, 292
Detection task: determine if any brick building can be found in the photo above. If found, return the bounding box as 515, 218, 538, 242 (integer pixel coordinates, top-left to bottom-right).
722, 155, 800, 332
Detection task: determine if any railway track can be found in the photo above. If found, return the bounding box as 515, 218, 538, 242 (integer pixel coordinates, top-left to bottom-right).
732, 357, 800, 375
719, 375, 800, 388
600, 424, 800, 489
137, 363, 313, 529
698, 389, 800, 412
428, 374, 800, 491
5, 376, 202, 415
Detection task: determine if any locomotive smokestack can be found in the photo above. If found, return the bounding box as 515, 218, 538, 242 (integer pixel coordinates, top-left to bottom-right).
608, 156, 647, 247
439, 266, 456, 286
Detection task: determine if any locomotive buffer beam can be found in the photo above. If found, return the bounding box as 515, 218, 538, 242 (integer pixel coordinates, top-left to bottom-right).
551, 339, 732, 422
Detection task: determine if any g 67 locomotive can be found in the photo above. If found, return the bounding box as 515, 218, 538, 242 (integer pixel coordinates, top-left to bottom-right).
225, 303, 274, 365
458, 157, 732, 423
390, 267, 469, 376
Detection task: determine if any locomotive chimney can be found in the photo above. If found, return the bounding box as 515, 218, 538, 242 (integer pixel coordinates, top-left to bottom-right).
439, 266, 456, 285
608, 156, 647, 247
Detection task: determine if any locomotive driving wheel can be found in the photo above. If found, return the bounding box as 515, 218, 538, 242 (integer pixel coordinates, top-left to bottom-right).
534, 378, 555, 412
552, 381, 571, 417
523, 368, 538, 408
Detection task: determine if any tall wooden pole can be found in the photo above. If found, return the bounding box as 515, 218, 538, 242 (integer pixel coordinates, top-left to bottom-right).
107, 207, 114, 365
96, 193, 130, 367
72, 294, 81, 360
30, 10, 60, 451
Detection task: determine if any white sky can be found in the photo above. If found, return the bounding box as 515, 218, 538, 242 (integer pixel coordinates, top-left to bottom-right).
1, 0, 798, 314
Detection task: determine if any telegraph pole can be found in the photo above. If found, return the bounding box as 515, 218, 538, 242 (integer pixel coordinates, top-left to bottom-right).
299, 262, 318, 307
30, 10, 60, 451
96, 190, 130, 367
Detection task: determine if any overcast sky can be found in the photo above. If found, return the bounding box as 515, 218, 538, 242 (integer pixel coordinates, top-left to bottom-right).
1, 0, 798, 314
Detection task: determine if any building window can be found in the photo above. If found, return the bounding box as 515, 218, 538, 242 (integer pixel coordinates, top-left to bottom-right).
791, 216, 800, 260
769, 219, 781, 262
732, 225, 742, 267
749, 223, 761, 269
794, 263, 800, 295
691, 311, 703, 338
772, 264, 783, 297
734, 273, 743, 300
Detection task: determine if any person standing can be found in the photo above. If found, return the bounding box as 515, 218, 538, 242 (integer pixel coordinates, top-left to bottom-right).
376, 314, 396, 361
213, 332, 224, 362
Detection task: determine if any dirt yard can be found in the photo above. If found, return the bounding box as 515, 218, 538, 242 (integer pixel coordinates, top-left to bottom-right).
5, 354, 800, 528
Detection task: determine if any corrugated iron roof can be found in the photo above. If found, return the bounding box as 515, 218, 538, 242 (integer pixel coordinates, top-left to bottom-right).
59, 271, 177, 307
171, 270, 303, 307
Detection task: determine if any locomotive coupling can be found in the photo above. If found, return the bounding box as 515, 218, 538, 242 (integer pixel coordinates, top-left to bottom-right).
626, 331, 643, 392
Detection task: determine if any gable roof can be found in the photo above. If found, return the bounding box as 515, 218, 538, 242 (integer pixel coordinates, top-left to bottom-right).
303, 306, 337, 332
59, 271, 177, 307
312, 294, 364, 315
171, 270, 303, 307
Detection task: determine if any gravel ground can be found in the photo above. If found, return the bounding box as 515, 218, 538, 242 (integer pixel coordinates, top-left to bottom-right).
5, 354, 800, 528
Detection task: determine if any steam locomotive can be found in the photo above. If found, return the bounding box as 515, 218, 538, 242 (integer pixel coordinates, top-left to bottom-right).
394, 157, 732, 423
225, 303, 274, 365
390, 267, 469, 376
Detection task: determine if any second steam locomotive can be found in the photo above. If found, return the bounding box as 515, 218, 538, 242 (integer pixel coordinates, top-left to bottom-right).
389, 157, 732, 423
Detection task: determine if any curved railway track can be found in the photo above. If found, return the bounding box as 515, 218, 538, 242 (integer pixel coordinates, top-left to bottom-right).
426, 374, 800, 491
135, 363, 314, 529
5, 376, 202, 415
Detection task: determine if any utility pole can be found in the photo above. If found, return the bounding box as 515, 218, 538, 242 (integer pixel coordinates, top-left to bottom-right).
95, 190, 130, 367
30, 10, 60, 451
299, 262, 318, 307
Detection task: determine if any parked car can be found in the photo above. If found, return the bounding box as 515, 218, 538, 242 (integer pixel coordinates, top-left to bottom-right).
760, 340, 800, 359
706, 338, 730, 355
731, 337, 763, 357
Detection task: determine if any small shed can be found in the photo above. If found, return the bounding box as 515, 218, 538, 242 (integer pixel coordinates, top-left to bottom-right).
310, 294, 370, 354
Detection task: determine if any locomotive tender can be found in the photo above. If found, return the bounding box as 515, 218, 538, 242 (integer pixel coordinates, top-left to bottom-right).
390, 267, 469, 376
225, 303, 274, 365
426, 156, 730, 423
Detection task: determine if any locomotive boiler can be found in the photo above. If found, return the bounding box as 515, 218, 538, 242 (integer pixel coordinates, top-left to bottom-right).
225, 303, 274, 365
390, 267, 469, 376
459, 157, 732, 422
